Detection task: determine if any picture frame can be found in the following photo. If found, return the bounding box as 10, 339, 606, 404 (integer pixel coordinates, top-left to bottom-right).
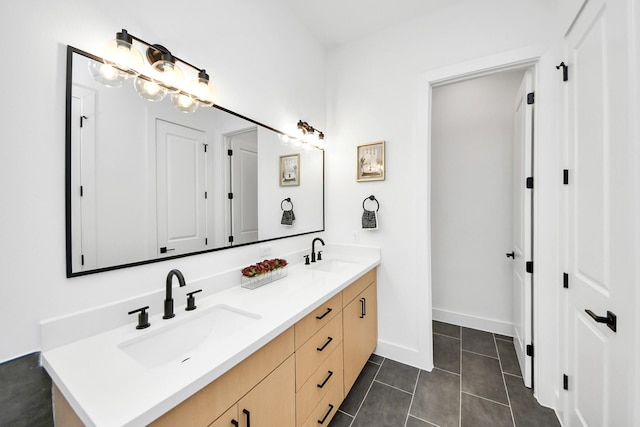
357, 141, 385, 182
279, 154, 300, 186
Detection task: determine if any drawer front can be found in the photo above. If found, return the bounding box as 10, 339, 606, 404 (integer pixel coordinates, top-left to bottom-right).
342, 268, 376, 306
295, 293, 342, 350
295, 314, 343, 390
295, 342, 343, 426
301, 371, 344, 427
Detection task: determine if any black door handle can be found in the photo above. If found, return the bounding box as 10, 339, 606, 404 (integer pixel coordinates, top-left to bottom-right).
243, 409, 251, 427
360, 297, 366, 318
506, 251, 515, 259
317, 336, 333, 351
318, 404, 334, 425
585, 309, 617, 332
231, 420, 239, 427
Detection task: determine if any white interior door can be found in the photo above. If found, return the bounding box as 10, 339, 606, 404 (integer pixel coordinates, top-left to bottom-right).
70, 84, 97, 272
156, 119, 207, 256
511, 71, 534, 387
228, 128, 258, 245
564, 0, 636, 425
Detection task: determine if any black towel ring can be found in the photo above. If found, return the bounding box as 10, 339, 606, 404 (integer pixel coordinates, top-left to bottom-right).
362, 195, 379, 212
281, 197, 294, 211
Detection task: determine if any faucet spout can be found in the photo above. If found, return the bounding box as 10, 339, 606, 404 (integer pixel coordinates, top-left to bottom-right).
311, 237, 325, 263
164, 269, 186, 319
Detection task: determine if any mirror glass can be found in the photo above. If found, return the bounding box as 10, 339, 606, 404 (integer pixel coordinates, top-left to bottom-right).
66, 47, 324, 277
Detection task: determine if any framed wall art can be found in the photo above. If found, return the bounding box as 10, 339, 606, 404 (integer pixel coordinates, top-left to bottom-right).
280, 153, 300, 186
357, 141, 385, 182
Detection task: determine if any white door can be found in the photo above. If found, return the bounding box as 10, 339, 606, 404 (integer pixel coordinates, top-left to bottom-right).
228, 128, 259, 245
70, 85, 97, 272
564, 0, 636, 425
156, 119, 208, 256
511, 71, 534, 387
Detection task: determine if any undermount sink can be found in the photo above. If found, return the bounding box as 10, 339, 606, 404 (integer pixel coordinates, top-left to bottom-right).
309, 259, 358, 273
118, 304, 261, 368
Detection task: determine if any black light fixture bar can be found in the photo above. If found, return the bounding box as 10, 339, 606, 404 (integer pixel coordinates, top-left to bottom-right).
124, 30, 205, 75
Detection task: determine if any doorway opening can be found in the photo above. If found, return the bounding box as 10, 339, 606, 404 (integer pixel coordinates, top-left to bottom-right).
430, 66, 535, 388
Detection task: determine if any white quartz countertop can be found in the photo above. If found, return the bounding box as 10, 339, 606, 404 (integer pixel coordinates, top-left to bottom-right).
42, 245, 380, 427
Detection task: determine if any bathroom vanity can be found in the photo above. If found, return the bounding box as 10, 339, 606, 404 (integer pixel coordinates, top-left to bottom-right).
43, 246, 380, 426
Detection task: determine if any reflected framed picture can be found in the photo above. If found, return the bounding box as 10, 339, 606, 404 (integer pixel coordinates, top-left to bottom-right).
280, 154, 300, 186
357, 141, 385, 182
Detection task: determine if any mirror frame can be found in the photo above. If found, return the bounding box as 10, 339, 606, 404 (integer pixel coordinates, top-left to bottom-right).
65, 46, 325, 278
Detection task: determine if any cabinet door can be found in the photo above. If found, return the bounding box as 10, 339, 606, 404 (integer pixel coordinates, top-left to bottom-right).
209, 405, 238, 427
343, 282, 378, 393
238, 355, 295, 427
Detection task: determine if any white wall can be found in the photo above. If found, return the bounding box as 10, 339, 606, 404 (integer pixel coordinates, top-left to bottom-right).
324, 0, 561, 404
431, 71, 524, 334
0, 0, 326, 363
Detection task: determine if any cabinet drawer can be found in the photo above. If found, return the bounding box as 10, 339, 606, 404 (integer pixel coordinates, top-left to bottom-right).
342, 268, 376, 306
295, 293, 342, 349
295, 342, 343, 426
295, 314, 343, 390
301, 371, 344, 427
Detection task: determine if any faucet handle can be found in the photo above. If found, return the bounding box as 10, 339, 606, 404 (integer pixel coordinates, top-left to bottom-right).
186, 289, 202, 311
304, 254, 310, 265
317, 251, 323, 261
128, 306, 151, 330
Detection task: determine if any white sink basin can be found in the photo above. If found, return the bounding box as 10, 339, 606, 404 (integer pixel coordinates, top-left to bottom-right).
309, 259, 358, 273
118, 304, 261, 368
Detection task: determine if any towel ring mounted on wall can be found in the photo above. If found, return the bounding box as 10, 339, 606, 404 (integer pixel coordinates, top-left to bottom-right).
281, 197, 294, 211
362, 195, 380, 212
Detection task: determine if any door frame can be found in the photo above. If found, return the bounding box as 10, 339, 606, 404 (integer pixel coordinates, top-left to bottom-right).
415, 44, 561, 409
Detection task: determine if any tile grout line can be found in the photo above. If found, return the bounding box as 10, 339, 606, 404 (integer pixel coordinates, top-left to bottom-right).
461, 390, 511, 408
461, 348, 500, 360
408, 413, 441, 427
403, 369, 421, 427
493, 333, 517, 427
373, 379, 414, 396
433, 366, 461, 377
433, 331, 461, 340
348, 356, 384, 427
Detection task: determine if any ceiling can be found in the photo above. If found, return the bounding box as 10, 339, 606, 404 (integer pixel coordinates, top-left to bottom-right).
280, 0, 464, 48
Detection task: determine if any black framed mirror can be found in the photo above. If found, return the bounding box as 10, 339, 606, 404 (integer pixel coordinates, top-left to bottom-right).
65, 46, 324, 277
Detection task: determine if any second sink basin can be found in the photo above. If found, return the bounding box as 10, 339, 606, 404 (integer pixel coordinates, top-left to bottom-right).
118, 304, 261, 369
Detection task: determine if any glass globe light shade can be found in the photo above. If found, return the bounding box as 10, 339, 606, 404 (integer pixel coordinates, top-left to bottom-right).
88, 60, 125, 87
151, 59, 184, 93
292, 138, 302, 148
102, 37, 143, 77
171, 92, 199, 113
189, 71, 216, 106
134, 76, 167, 101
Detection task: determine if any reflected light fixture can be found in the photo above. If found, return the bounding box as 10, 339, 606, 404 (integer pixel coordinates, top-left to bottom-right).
296, 120, 325, 148
91, 29, 217, 113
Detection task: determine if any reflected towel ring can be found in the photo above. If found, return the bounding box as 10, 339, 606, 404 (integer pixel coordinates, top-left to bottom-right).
281, 197, 294, 211
362, 195, 379, 212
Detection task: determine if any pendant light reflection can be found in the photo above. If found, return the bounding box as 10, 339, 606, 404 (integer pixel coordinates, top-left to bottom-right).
90, 29, 217, 114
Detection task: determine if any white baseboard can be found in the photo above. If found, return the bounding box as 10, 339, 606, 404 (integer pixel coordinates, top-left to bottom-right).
373, 339, 433, 372
432, 308, 513, 337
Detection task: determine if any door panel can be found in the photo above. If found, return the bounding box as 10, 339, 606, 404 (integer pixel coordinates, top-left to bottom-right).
156, 120, 207, 256
228, 128, 258, 245
511, 71, 533, 387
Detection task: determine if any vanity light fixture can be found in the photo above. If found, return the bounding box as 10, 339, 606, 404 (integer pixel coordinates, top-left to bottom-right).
91, 29, 216, 112
295, 120, 325, 148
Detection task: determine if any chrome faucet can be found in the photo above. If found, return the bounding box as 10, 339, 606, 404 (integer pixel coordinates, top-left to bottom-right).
311, 237, 325, 263
164, 269, 186, 319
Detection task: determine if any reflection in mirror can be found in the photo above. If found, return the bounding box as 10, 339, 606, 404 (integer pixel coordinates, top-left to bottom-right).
66, 47, 324, 277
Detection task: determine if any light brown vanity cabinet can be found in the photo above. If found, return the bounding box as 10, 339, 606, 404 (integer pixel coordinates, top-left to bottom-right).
342, 268, 378, 394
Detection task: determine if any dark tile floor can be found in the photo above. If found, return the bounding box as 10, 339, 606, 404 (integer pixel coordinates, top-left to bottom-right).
329, 321, 560, 427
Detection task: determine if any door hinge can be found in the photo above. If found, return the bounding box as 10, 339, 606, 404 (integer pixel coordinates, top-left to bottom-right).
205, 237, 208, 245
80, 186, 83, 197
526, 344, 534, 357
228, 235, 234, 243
204, 191, 208, 199
563, 169, 569, 185
563, 374, 569, 390
563, 272, 569, 289
556, 62, 569, 82
526, 261, 533, 274
228, 193, 233, 199
80, 115, 88, 128
81, 254, 85, 266
203, 144, 208, 153
526, 177, 534, 189
527, 92, 535, 104
228, 149, 233, 156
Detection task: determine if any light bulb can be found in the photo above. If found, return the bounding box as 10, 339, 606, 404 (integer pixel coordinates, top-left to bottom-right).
151, 58, 184, 93
292, 138, 302, 147
280, 134, 291, 143
102, 30, 143, 77
88, 59, 125, 87
134, 76, 167, 101
189, 70, 216, 106
171, 92, 199, 113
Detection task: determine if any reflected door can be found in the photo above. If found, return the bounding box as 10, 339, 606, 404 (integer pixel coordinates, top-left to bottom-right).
156, 120, 208, 256
228, 128, 259, 245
